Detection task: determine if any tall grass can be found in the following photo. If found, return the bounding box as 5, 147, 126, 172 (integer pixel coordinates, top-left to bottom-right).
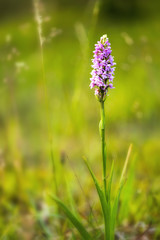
33, 0, 58, 195
51, 124, 132, 239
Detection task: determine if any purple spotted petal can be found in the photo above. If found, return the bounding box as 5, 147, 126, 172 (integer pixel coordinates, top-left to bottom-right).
90, 34, 116, 100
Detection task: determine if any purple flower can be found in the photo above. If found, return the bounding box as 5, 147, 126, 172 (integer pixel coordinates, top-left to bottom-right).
90, 34, 116, 101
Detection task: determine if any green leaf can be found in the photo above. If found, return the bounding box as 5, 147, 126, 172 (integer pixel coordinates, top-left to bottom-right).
119, 154, 136, 222
110, 144, 132, 240
111, 181, 124, 240
51, 195, 93, 240
107, 160, 114, 203
83, 157, 110, 240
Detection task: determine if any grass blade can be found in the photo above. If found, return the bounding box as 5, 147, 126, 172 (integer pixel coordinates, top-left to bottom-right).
83, 157, 110, 240
110, 181, 124, 240
120, 144, 133, 184
51, 195, 93, 240
111, 144, 133, 239
119, 154, 137, 223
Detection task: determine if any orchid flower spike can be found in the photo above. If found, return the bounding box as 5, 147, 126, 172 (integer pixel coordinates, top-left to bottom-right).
90, 34, 116, 102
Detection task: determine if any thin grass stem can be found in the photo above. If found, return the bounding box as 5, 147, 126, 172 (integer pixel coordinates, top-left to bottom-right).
33, 0, 58, 195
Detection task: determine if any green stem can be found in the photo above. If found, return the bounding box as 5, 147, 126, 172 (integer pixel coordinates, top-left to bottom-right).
100, 101, 107, 200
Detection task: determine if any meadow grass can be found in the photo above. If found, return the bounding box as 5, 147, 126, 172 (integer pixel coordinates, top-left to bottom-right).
0, 1, 160, 239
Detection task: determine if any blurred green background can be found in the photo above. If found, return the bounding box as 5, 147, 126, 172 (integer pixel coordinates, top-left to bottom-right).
0, 0, 160, 239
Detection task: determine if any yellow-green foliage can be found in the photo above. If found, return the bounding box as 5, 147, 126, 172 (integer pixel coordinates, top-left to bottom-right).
0, 1, 160, 239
